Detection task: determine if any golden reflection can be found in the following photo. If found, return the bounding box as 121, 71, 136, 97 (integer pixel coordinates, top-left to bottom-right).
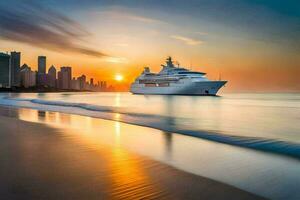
114, 93, 121, 107
14, 108, 164, 198
74, 116, 161, 199
114, 113, 121, 121
18, 108, 39, 123
102, 119, 162, 199
108, 147, 160, 199
58, 113, 71, 125
115, 121, 121, 146
45, 112, 58, 123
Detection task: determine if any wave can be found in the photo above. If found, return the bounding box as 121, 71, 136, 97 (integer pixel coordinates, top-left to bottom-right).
1, 97, 300, 159
174, 130, 300, 159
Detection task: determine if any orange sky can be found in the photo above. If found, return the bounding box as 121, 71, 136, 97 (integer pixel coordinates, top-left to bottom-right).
1, 38, 299, 92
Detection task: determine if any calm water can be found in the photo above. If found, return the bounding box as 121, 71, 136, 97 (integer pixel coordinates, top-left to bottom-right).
0, 92, 300, 199
0, 92, 299, 142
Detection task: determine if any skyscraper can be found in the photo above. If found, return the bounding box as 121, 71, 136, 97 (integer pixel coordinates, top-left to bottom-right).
20, 64, 36, 88
58, 66, 72, 89
37, 56, 47, 87
10, 51, 21, 87
48, 65, 57, 88
38, 56, 46, 74
71, 78, 80, 90
78, 75, 86, 90
0, 53, 11, 88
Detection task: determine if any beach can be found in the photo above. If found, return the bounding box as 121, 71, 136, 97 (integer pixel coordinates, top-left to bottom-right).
0, 0, 299, 199
0, 106, 262, 199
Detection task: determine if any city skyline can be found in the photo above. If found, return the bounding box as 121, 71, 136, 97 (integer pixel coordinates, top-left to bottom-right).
0, 50, 110, 91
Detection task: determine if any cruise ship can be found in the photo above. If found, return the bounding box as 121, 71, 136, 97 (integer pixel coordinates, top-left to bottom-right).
130, 57, 227, 95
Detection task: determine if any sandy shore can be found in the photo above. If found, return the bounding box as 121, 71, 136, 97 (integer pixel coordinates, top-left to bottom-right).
0, 106, 263, 199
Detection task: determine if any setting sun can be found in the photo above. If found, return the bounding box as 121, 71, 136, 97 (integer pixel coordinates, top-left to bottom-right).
115, 74, 123, 82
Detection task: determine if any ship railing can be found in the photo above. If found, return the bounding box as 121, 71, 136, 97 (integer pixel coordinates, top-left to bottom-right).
139, 79, 178, 84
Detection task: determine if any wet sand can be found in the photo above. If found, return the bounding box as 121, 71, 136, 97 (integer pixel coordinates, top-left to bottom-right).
0, 106, 263, 199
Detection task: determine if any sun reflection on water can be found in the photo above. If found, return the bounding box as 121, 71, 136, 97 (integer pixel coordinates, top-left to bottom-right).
3, 106, 300, 199
115, 121, 121, 145
16, 108, 164, 199
114, 93, 121, 107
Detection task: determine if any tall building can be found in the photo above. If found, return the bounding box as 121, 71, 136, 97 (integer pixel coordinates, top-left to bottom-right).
10, 51, 21, 87
37, 74, 50, 87
38, 56, 46, 74
57, 71, 61, 88
58, 66, 72, 89
48, 65, 56, 88
71, 78, 80, 90
77, 75, 86, 90
0, 53, 11, 88
90, 78, 94, 86
20, 64, 36, 88
100, 81, 107, 89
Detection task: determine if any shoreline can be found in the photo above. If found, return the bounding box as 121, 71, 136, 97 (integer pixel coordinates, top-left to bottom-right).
0, 97, 299, 160
0, 106, 263, 199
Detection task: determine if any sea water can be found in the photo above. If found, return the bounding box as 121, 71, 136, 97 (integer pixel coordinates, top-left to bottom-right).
0, 92, 299, 199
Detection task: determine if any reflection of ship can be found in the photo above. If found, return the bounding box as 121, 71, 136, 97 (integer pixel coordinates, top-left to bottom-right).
130, 57, 227, 95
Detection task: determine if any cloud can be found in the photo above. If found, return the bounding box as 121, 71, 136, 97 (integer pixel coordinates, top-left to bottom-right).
124, 14, 161, 23
105, 56, 129, 63
114, 43, 129, 47
0, 1, 107, 57
171, 35, 203, 45
98, 10, 163, 24
194, 31, 208, 35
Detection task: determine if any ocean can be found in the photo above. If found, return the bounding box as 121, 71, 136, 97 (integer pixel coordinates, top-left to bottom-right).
0, 92, 299, 199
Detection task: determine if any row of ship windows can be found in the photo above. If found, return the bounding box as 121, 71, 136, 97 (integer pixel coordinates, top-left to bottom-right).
145, 83, 170, 87
143, 83, 217, 89
139, 80, 177, 84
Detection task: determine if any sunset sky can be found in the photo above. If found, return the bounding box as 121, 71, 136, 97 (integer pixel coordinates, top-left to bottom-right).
0, 0, 299, 92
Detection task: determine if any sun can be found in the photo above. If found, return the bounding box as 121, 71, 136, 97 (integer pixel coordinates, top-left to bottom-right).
115, 74, 123, 82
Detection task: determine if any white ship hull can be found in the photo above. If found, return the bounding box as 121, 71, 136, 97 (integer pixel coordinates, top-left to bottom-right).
131, 81, 227, 95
